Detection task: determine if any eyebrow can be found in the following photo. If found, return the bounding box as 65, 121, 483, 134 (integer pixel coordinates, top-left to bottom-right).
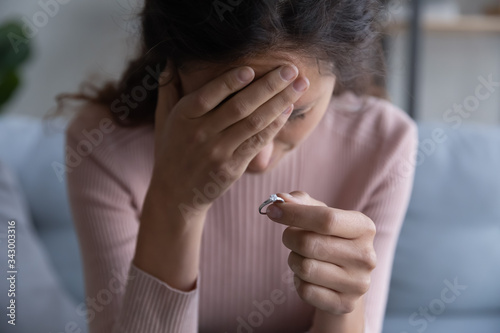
291, 101, 315, 115
216, 92, 316, 115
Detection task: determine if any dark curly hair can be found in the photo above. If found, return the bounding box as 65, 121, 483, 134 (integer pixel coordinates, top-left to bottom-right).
61, 0, 387, 127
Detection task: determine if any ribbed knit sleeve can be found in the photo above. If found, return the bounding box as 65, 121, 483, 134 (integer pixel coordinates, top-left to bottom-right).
113, 265, 199, 333
65, 109, 199, 333
64, 94, 417, 333
297, 94, 418, 333
358, 111, 418, 333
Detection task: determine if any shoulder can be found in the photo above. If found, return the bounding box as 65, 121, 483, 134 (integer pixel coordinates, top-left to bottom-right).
65, 102, 155, 201
324, 92, 418, 162
65, 102, 154, 156
330, 92, 417, 151
302, 93, 418, 212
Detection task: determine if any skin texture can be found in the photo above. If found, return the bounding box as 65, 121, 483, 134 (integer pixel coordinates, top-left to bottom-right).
269, 191, 375, 332
177, 52, 336, 173
134, 51, 374, 333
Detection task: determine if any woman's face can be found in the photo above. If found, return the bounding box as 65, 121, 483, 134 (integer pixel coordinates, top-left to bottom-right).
177, 52, 336, 173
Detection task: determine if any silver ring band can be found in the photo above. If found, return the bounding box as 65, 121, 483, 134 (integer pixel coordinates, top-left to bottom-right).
259, 194, 285, 215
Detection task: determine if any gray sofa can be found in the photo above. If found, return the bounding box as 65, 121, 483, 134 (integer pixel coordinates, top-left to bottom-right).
0, 115, 498, 332
383, 123, 500, 332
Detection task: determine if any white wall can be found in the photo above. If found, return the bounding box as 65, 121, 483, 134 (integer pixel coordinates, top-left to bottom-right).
0, 0, 142, 118
386, 0, 500, 125
387, 31, 500, 125
2, 0, 500, 125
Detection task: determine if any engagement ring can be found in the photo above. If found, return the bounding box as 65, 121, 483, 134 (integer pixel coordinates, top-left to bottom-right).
258, 194, 285, 215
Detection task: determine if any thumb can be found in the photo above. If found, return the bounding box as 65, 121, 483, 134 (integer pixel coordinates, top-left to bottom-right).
155, 62, 181, 132
276, 191, 326, 207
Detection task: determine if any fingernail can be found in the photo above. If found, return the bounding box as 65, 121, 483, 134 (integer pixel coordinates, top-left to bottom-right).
280, 65, 298, 81
238, 67, 254, 82
283, 105, 293, 115
293, 77, 309, 92
266, 205, 283, 219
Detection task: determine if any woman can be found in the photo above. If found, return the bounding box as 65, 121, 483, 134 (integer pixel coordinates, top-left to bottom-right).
65, 0, 417, 332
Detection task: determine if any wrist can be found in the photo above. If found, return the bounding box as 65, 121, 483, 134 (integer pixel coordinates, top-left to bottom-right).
133, 184, 208, 291
143, 180, 210, 230
311, 302, 365, 333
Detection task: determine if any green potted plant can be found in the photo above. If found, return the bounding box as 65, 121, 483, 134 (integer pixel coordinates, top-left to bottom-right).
0, 20, 31, 114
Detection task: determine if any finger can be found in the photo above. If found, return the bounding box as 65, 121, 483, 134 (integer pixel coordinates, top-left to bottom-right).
209, 65, 300, 132
266, 203, 370, 238
287, 252, 370, 295
181, 66, 255, 119
231, 102, 293, 159
293, 275, 359, 315
157, 61, 179, 108
223, 76, 309, 153
155, 65, 181, 144
282, 227, 377, 270
277, 191, 326, 207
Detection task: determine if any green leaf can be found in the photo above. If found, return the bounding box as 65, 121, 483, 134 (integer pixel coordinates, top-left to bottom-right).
0, 70, 21, 111
0, 21, 31, 79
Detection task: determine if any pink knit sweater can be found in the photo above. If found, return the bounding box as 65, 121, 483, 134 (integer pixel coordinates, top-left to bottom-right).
66, 92, 417, 333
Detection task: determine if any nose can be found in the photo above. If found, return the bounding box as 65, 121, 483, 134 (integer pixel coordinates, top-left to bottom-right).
246, 141, 274, 173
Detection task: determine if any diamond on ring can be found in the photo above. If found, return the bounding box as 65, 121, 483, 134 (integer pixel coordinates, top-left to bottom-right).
259, 194, 285, 215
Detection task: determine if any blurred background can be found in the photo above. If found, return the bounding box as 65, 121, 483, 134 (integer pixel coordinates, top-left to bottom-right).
0, 0, 499, 332
1, 0, 500, 123
0, 0, 143, 118
386, 0, 500, 124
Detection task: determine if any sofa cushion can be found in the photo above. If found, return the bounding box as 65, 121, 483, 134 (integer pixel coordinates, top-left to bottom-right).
0, 115, 84, 302
383, 314, 500, 333
384, 123, 500, 331
0, 159, 87, 332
